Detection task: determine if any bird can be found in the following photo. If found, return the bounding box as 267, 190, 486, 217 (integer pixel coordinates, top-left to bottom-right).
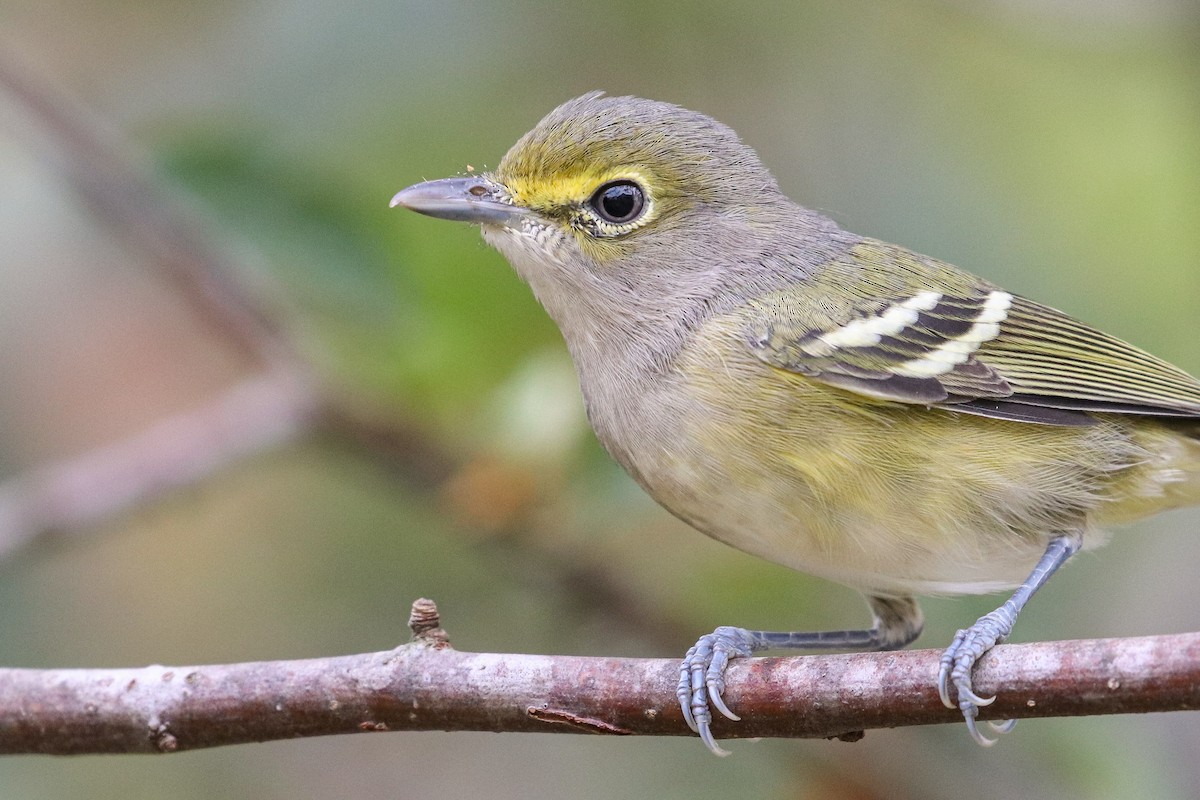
390, 92, 1200, 755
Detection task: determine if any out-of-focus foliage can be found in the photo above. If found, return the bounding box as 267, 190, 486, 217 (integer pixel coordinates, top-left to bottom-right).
1, 2, 1198, 798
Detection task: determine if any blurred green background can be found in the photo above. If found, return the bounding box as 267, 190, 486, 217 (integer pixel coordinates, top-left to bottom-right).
1, 1, 1199, 798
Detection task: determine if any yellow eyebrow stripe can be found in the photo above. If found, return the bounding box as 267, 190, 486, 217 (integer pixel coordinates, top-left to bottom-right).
503, 169, 652, 210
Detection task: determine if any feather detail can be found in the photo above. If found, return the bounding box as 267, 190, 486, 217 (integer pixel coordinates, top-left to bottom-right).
745, 241, 1200, 425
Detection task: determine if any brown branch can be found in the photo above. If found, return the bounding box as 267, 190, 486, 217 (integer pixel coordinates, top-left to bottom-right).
1, 599, 1197, 756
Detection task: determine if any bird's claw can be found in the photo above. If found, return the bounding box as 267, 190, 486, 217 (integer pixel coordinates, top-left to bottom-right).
677, 626, 756, 756
937, 609, 1017, 746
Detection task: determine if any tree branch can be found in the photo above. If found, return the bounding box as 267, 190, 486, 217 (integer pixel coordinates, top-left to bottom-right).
1, 599, 1197, 755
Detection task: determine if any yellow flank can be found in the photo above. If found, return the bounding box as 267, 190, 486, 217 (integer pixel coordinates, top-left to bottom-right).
652, 308, 1199, 596
1098, 423, 1200, 523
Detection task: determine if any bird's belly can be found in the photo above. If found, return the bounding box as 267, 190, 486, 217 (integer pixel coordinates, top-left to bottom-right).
649, 457, 1057, 597
599, 345, 1148, 598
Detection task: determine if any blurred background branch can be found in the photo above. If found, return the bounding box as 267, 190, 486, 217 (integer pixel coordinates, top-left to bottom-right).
0, 38, 694, 649
0, 30, 699, 649
0, 45, 293, 369
0, 368, 315, 558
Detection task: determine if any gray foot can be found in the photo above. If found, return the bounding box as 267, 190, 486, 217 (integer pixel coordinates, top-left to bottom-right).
937, 607, 1018, 746
677, 626, 756, 756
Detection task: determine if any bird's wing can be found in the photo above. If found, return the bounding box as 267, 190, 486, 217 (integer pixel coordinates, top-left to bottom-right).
745, 242, 1200, 427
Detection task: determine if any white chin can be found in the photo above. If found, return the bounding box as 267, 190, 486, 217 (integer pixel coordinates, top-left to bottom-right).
483, 220, 571, 274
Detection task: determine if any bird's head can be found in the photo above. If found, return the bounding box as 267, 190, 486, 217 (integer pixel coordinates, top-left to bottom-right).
398, 93, 787, 278
392, 93, 836, 365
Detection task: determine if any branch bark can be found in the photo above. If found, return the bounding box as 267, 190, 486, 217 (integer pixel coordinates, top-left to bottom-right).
1, 600, 1197, 755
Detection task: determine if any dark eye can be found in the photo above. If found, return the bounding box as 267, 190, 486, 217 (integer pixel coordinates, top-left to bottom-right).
589, 180, 646, 224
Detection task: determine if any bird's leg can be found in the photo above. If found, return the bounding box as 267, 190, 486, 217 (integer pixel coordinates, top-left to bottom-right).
678, 594, 923, 756
938, 531, 1081, 746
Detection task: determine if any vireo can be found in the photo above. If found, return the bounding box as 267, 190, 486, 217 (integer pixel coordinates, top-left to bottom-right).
391, 93, 1200, 754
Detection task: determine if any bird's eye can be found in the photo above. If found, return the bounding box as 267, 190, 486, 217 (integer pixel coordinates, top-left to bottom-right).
589, 180, 646, 225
